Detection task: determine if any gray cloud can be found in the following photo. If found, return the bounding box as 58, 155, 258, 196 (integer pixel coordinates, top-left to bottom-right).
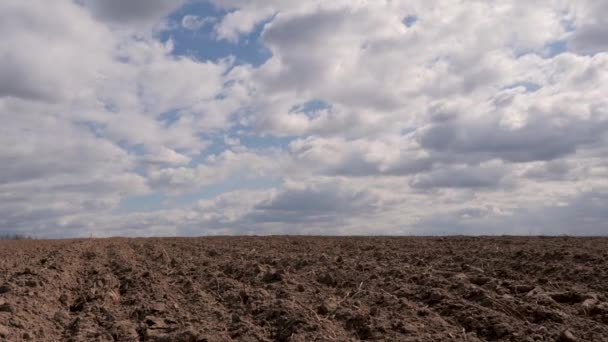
523, 160, 576, 181
414, 190, 608, 236
567, 1, 608, 55
408, 164, 510, 190
0, 56, 54, 101
417, 109, 608, 163
248, 183, 380, 224
82, 0, 184, 25
569, 24, 608, 55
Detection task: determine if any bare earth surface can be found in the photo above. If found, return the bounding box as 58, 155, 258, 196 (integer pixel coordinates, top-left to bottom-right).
0, 237, 607, 341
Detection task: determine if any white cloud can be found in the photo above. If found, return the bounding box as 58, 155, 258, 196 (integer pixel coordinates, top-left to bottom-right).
214, 8, 274, 42
181, 15, 215, 30
0, 0, 114, 102
1, 0, 608, 237
148, 149, 282, 193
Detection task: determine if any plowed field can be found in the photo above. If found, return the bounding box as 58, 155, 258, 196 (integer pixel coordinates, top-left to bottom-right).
1, 237, 607, 341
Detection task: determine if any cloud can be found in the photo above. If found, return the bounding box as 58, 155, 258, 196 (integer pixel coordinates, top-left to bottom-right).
139, 146, 191, 166
0, 0, 113, 102
81, 0, 185, 25
0, 115, 133, 185
523, 160, 577, 181
567, 1, 608, 55
148, 149, 282, 193
408, 162, 512, 190
416, 108, 608, 163
0, 0, 227, 237
414, 190, 608, 236
288, 136, 432, 176
248, 181, 381, 224
181, 15, 215, 30
215, 8, 275, 42
2, 0, 608, 237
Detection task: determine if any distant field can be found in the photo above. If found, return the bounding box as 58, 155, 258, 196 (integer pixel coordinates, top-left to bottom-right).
0, 237, 607, 341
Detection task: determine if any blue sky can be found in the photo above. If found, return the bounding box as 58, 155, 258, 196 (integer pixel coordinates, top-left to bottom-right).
1, 0, 608, 237
161, 1, 271, 66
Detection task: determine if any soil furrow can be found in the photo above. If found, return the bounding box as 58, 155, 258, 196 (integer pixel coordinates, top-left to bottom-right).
1, 237, 607, 341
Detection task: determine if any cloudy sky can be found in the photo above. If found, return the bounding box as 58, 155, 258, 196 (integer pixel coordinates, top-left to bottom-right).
1, 0, 607, 237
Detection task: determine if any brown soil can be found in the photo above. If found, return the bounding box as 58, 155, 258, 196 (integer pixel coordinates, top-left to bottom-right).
0, 237, 607, 341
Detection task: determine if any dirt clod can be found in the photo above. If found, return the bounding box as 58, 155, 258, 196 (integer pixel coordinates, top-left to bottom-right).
0, 324, 9, 338
558, 329, 577, 342
261, 270, 283, 283
317, 273, 337, 287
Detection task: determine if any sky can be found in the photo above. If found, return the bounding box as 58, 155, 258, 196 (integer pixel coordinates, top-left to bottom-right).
1, 0, 608, 238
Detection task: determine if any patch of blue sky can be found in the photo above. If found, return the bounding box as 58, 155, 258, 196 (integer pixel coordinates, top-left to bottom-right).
400, 127, 417, 135
543, 40, 568, 57
503, 81, 541, 92
160, 1, 272, 67
289, 99, 331, 116
118, 142, 146, 156
513, 40, 568, 59
403, 15, 418, 28
157, 109, 182, 127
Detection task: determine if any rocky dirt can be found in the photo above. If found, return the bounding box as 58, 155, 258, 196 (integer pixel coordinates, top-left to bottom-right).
0, 237, 607, 341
